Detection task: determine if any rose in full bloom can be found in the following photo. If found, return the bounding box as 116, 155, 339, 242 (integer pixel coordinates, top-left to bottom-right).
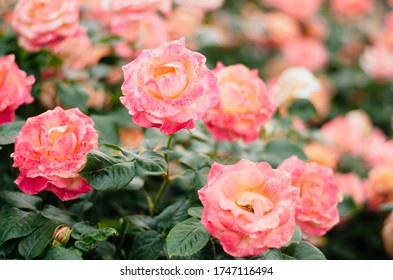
11, 0, 81, 52
11, 107, 99, 201
0, 54, 35, 124
198, 159, 300, 257
278, 156, 340, 236
203, 63, 276, 143
120, 38, 219, 134
269, 66, 321, 107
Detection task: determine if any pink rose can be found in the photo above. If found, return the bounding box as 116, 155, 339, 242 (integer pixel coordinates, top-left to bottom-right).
360, 44, 393, 81
198, 159, 300, 257
11, 107, 99, 201
0, 54, 35, 124
11, 0, 81, 52
262, 0, 323, 20
281, 37, 328, 71
203, 63, 276, 143
331, 0, 373, 17
120, 38, 219, 134
334, 173, 367, 206
278, 156, 340, 236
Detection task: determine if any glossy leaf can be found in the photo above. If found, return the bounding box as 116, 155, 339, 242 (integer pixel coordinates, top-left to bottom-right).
0, 208, 43, 246
134, 150, 167, 176
43, 246, 82, 260
18, 220, 59, 259
129, 230, 164, 260
155, 200, 190, 233
79, 150, 136, 192
0, 191, 42, 211
166, 217, 210, 257
0, 121, 24, 145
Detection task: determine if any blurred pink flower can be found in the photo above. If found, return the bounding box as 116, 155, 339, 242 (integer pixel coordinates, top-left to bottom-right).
262, 0, 323, 21
11, 107, 99, 201
278, 156, 340, 236
198, 159, 300, 257
281, 37, 328, 71
331, 0, 373, 18
366, 165, 393, 209
360, 44, 393, 81
0, 54, 34, 124
120, 38, 219, 135
304, 142, 340, 170
174, 0, 224, 11
203, 63, 276, 143
11, 0, 81, 52
334, 172, 367, 206
321, 110, 375, 156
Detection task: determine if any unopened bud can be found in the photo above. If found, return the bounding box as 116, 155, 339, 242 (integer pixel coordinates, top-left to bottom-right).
53, 225, 72, 246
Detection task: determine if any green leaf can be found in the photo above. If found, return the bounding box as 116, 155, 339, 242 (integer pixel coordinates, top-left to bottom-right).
0, 121, 24, 145
261, 140, 307, 168
0, 208, 43, 246
288, 99, 317, 122
287, 226, 303, 245
188, 207, 203, 219
281, 241, 326, 260
123, 215, 156, 234
91, 115, 120, 145
155, 200, 190, 233
72, 222, 118, 252
40, 205, 76, 226
0, 191, 43, 211
129, 230, 164, 260
18, 220, 59, 259
78, 150, 136, 192
0, 241, 16, 258
43, 246, 82, 260
134, 150, 167, 176
56, 81, 89, 112
166, 217, 210, 257
254, 248, 284, 260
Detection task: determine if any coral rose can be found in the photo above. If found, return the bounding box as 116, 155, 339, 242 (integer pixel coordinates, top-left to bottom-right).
203, 63, 276, 143
0, 54, 35, 124
262, 0, 323, 21
366, 165, 393, 209
360, 44, 393, 81
278, 156, 340, 236
11, 0, 81, 52
198, 159, 300, 257
120, 38, 219, 134
11, 107, 99, 201
331, 0, 373, 18
334, 172, 367, 206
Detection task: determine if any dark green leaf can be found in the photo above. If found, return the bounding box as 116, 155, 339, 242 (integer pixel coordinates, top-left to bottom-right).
188, 207, 203, 219
134, 150, 167, 176
43, 246, 82, 260
40, 205, 76, 226
0, 191, 42, 211
254, 248, 284, 260
129, 230, 164, 260
123, 215, 156, 234
288, 99, 317, 122
281, 241, 326, 260
0, 121, 24, 145
78, 150, 136, 191
56, 81, 89, 112
0, 241, 16, 258
286, 226, 303, 245
18, 220, 59, 259
71, 221, 98, 240
0, 208, 43, 246
155, 200, 190, 233
261, 140, 307, 168
166, 217, 210, 257
72, 222, 118, 252
68, 201, 94, 215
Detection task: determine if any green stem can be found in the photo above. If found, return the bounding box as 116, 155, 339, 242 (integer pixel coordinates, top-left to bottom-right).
150, 134, 174, 216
